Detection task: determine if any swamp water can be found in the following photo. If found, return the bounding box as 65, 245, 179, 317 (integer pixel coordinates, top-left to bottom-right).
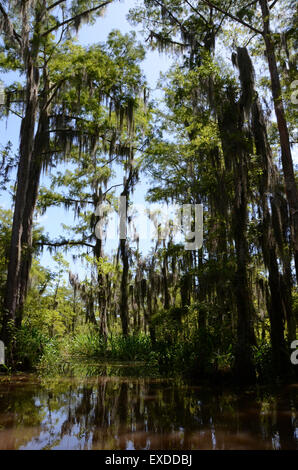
0, 362, 297, 450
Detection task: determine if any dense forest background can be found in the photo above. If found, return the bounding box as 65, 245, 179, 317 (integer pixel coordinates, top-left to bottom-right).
0, 0, 297, 385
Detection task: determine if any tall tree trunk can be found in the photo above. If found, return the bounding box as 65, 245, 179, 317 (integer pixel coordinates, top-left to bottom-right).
95, 236, 108, 339
119, 236, 129, 336
17, 94, 49, 327
2, 58, 40, 346
259, 0, 298, 278
161, 242, 170, 310
218, 90, 256, 383
1, 4, 45, 357
232, 160, 256, 384
267, 244, 293, 377
251, 92, 295, 373
282, 262, 295, 343
16, 157, 42, 328
118, 166, 137, 336
119, 185, 130, 336
142, 276, 156, 345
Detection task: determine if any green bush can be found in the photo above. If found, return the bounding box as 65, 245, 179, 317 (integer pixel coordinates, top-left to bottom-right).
38, 337, 61, 368
253, 342, 274, 382
37, 328, 155, 366
11, 319, 236, 381
69, 331, 105, 358
108, 334, 152, 361
15, 325, 49, 369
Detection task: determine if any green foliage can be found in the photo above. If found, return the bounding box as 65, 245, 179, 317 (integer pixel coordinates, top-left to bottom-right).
68, 324, 105, 358
38, 337, 63, 374
67, 330, 154, 363
0, 207, 12, 297
108, 334, 153, 361
151, 325, 233, 379
253, 343, 275, 384
15, 326, 49, 369
35, 327, 156, 373
23, 256, 78, 337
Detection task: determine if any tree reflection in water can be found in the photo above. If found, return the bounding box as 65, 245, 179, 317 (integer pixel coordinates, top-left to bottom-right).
0, 364, 297, 450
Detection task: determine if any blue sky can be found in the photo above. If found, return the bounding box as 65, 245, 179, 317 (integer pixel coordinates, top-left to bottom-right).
0, 0, 172, 279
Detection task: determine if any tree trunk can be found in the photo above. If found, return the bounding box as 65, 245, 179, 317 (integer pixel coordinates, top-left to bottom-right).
162, 244, 170, 310
17, 96, 49, 327
251, 90, 295, 373
232, 161, 256, 384
1, 5, 44, 355
118, 169, 136, 337
95, 238, 108, 339
2, 58, 40, 347
267, 245, 293, 377
218, 94, 256, 383
259, 0, 298, 279
119, 186, 129, 336
119, 237, 129, 336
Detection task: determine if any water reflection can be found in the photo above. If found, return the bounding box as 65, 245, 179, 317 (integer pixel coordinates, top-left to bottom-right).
0, 364, 297, 450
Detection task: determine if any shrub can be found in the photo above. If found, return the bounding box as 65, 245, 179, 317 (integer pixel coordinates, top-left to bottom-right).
69, 330, 105, 358
37, 337, 62, 373
15, 325, 49, 369
253, 342, 274, 383
108, 334, 152, 361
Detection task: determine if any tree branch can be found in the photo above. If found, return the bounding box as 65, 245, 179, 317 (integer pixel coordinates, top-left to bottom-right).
43, 196, 94, 205
5, 107, 23, 118
243, 32, 258, 47
151, 0, 190, 36
147, 30, 189, 49
42, 1, 113, 37
200, 0, 263, 35
214, 0, 233, 36
269, 0, 279, 8
103, 183, 123, 195
44, 78, 66, 110
38, 239, 94, 248
243, 0, 259, 8
47, 0, 67, 11
183, 0, 208, 24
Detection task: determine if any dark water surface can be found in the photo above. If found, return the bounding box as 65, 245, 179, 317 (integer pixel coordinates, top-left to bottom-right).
0, 363, 297, 450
